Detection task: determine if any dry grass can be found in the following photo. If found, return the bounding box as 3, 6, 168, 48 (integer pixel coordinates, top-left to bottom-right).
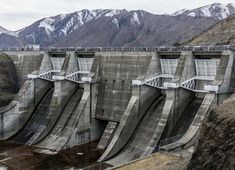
116, 150, 192, 170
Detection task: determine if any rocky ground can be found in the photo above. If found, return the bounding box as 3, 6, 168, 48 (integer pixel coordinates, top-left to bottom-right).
188, 95, 235, 170
115, 148, 193, 170
0, 53, 19, 106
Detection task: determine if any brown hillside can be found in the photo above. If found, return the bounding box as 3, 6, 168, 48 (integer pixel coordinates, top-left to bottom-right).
188, 95, 235, 170
187, 14, 235, 45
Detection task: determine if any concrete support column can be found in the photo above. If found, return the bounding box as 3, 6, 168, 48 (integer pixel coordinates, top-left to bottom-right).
163, 51, 195, 138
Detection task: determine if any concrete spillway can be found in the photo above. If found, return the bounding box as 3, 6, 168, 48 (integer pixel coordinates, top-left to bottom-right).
10, 52, 80, 146
11, 88, 54, 144
160, 93, 216, 151
168, 98, 203, 137
35, 88, 84, 151
106, 95, 165, 166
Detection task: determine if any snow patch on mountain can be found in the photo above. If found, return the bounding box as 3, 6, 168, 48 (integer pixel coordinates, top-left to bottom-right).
173, 9, 187, 16
131, 12, 141, 25
112, 18, 119, 29
61, 17, 76, 36
39, 18, 56, 34
104, 9, 125, 17
172, 3, 235, 20
60, 14, 67, 20
188, 12, 196, 17
35, 9, 127, 37
200, 7, 211, 17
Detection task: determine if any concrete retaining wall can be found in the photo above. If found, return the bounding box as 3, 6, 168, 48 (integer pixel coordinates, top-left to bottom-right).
0, 52, 53, 140
218, 51, 234, 95
5, 51, 43, 87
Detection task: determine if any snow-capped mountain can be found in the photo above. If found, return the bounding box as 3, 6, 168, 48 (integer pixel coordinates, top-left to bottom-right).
172, 3, 235, 20
0, 9, 217, 48
1, 4, 230, 48
37, 9, 127, 36
54, 10, 217, 47
17, 9, 128, 46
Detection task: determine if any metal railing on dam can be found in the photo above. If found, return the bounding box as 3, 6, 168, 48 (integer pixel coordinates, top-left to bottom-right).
1, 45, 235, 53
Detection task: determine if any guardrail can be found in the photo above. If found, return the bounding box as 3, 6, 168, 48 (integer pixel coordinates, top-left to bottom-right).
1, 45, 235, 53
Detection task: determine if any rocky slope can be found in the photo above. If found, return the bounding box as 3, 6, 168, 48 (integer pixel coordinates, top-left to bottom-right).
0, 53, 19, 106
187, 14, 235, 45
173, 3, 235, 20
0, 34, 23, 48
0, 26, 23, 48
188, 95, 235, 170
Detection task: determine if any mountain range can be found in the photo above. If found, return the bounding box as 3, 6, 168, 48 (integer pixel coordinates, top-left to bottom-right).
1, 3, 235, 48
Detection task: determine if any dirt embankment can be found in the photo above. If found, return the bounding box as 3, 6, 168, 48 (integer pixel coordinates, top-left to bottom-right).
188, 95, 235, 170
0, 53, 19, 106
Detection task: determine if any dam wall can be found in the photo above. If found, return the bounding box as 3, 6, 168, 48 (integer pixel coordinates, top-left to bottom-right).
94, 52, 155, 122
0, 48, 234, 168
96, 52, 161, 161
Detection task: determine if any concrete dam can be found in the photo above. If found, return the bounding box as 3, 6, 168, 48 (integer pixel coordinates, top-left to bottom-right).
0, 47, 234, 169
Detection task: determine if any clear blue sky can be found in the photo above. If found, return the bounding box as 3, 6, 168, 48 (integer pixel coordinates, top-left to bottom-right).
0, 0, 234, 30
